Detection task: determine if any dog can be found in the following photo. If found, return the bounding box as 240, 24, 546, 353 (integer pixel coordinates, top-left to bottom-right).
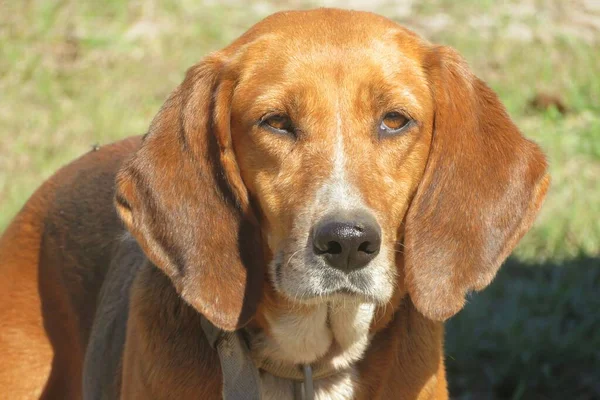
0, 8, 549, 400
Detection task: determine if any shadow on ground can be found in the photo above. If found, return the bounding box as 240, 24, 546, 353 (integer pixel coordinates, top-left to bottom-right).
446, 255, 600, 399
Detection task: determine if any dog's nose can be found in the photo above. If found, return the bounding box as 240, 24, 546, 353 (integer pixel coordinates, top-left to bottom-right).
312, 212, 381, 272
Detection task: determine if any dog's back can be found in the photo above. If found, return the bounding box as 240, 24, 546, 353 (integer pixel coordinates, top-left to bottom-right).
0, 137, 140, 399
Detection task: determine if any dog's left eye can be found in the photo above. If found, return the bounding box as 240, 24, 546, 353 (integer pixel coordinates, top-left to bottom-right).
379, 112, 412, 137
261, 114, 295, 135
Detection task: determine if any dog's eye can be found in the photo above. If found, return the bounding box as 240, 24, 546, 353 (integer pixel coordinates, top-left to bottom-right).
261, 114, 294, 135
379, 112, 412, 137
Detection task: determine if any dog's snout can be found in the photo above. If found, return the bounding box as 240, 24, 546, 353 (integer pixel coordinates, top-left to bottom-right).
312, 213, 381, 272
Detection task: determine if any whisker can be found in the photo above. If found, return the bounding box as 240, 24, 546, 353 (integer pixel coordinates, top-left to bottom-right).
284, 249, 303, 270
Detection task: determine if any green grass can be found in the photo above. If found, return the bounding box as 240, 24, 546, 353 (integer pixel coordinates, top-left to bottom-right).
446, 256, 600, 399
0, 0, 252, 227
1, 1, 599, 398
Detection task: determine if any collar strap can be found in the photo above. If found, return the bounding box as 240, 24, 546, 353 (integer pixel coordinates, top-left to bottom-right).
201, 317, 263, 400
294, 365, 315, 400
201, 316, 322, 400
258, 357, 337, 382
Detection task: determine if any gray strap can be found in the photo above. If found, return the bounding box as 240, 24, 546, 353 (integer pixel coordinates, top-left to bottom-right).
201, 317, 262, 400
293, 365, 315, 400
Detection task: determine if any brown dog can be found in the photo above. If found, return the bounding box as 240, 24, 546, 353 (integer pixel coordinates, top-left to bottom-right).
0, 9, 549, 400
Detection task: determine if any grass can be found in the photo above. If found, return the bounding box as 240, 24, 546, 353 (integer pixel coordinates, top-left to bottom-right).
446, 256, 600, 399
1, 0, 599, 398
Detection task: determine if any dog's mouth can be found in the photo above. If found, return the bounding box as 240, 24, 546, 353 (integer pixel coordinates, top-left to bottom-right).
269, 245, 395, 305
267, 208, 395, 305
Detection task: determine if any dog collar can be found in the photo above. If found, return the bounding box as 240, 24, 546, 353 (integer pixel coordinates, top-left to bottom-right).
257, 355, 337, 382
258, 358, 340, 400
201, 316, 317, 400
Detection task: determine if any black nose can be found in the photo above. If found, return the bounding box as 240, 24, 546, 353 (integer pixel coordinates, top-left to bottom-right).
312, 212, 381, 272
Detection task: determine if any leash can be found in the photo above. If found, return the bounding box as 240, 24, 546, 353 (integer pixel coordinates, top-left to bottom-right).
201, 316, 315, 400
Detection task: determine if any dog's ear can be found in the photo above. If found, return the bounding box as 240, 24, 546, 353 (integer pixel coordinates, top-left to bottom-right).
404, 46, 550, 321
115, 56, 263, 331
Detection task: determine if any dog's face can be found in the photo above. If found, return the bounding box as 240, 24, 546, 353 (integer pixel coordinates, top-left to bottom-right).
116, 9, 549, 333
231, 20, 432, 306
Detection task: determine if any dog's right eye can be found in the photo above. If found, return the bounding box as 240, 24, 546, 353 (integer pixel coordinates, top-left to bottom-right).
261, 114, 295, 135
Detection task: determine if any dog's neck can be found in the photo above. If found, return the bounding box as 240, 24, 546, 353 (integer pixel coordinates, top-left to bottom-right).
123, 265, 448, 399
246, 299, 377, 399
253, 300, 377, 366
242, 282, 450, 400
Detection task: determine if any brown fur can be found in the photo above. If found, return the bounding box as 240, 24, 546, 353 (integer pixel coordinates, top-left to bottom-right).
0, 9, 548, 400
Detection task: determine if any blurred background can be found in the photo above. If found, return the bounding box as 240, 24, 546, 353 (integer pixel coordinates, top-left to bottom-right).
0, 0, 598, 398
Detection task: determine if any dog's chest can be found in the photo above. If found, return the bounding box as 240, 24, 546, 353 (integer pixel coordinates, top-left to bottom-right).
256, 301, 375, 364
254, 301, 376, 399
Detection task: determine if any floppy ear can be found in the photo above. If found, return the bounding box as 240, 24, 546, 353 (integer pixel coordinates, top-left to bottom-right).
114, 56, 264, 331
404, 46, 550, 321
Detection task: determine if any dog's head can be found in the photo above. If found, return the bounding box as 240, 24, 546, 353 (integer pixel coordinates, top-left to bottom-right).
116, 9, 549, 331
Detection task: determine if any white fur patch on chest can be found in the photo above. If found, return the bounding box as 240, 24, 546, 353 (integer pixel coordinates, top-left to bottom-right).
328, 301, 375, 369
265, 303, 333, 364
254, 300, 375, 399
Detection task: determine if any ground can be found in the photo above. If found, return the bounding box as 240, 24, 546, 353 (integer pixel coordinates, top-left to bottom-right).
1, 1, 599, 398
